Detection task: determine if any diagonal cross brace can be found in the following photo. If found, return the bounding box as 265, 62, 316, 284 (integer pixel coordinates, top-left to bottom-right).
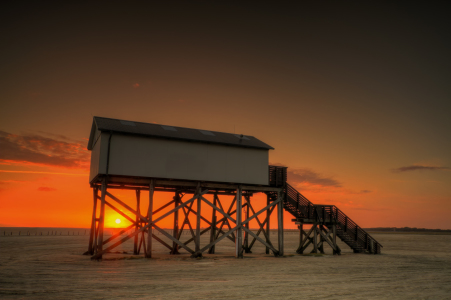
92, 189, 208, 259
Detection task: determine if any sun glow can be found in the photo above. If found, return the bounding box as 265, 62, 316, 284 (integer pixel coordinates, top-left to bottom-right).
115, 218, 121, 224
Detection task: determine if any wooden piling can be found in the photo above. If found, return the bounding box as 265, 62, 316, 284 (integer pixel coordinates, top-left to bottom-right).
277, 190, 284, 256
145, 180, 154, 258
134, 189, 140, 255
235, 186, 243, 258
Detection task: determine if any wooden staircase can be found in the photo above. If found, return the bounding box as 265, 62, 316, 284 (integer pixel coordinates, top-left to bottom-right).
280, 183, 382, 254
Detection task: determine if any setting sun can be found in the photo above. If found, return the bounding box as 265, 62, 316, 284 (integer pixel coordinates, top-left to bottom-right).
115, 219, 121, 224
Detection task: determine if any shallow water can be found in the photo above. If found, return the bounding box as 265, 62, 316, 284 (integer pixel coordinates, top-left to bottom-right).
1, 228, 450, 299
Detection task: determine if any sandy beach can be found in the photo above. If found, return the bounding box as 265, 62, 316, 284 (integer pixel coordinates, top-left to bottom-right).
1, 228, 450, 299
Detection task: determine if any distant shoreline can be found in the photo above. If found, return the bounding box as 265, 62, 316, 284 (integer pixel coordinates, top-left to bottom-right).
364, 227, 451, 234
1, 226, 450, 234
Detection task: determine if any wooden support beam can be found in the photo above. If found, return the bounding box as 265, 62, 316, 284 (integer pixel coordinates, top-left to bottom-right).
170, 192, 180, 254
185, 203, 214, 226
242, 227, 279, 255
197, 225, 238, 255
92, 223, 148, 259
317, 226, 325, 254
247, 200, 274, 251
152, 199, 176, 215
333, 223, 339, 255
277, 190, 284, 256
152, 224, 194, 254
297, 223, 303, 254
102, 223, 135, 245
249, 206, 275, 254
195, 185, 202, 256
152, 189, 207, 228
297, 225, 315, 254
106, 191, 147, 222
150, 232, 173, 251
154, 179, 282, 192
200, 196, 236, 224
145, 180, 154, 258
313, 222, 318, 254
266, 194, 270, 254
235, 186, 243, 258
243, 195, 251, 253
141, 231, 147, 255
104, 200, 136, 225
180, 200, 196, 241
242, 196, 280, 227
208, 193, 218, 254
134, 189, 140, 254
318, 225, 341, 254
230, 197, 280, 252
86, 187, 98, 255
183, 227, 210, 246
214, 196, 236, 241
96, 179, 107, 258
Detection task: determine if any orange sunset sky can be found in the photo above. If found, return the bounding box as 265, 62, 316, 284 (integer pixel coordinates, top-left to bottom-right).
1, 2, 450, 229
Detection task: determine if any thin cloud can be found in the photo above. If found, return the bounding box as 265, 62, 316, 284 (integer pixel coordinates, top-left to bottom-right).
0, 180, 26, 184
272, 163, 372, 194
0, 170, 87, 176
0, 131, 90, 169
287, 167, 342, 188
392, 165, 450, 173
38, 187, 57, 192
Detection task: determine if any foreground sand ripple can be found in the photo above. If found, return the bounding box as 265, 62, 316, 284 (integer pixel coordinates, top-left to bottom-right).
1, 230, 450, 299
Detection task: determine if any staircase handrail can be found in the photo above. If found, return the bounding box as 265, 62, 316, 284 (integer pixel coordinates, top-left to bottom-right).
332, 206, 383, 249
285, 182, 382, 251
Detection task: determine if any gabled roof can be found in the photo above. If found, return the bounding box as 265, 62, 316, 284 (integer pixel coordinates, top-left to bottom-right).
87, 116, 274, 150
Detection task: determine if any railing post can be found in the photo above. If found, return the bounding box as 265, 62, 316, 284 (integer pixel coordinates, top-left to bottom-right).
296, 193, 299, 210
344, 217, 348, 232
355, 225, 358, 241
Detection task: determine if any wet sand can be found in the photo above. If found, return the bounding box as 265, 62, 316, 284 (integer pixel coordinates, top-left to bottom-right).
1, 229, 450, 299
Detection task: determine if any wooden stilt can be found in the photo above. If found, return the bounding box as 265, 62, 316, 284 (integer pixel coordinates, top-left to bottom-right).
134, 189, 140, 255
265, 194, 271, 254
243, 195, 251, 253
86, 187, 98, 255
170, 192, 180, 254
208, 193, 218, 254
297, 223, 304, 254
145, 180, 154, 258
333, 223, 338, 254
313, 222, 318, 254
277, 190, 284, 256
96, 179, 107, 259
318, 226, 325, 254
214, 196, 236, 241
247, 205, 275, 251
194, 185, 202, 257
87, 177, 295, 259
235, 186, 243, 258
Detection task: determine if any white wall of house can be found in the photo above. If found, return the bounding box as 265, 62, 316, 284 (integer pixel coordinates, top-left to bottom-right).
89, 132, 269, 185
